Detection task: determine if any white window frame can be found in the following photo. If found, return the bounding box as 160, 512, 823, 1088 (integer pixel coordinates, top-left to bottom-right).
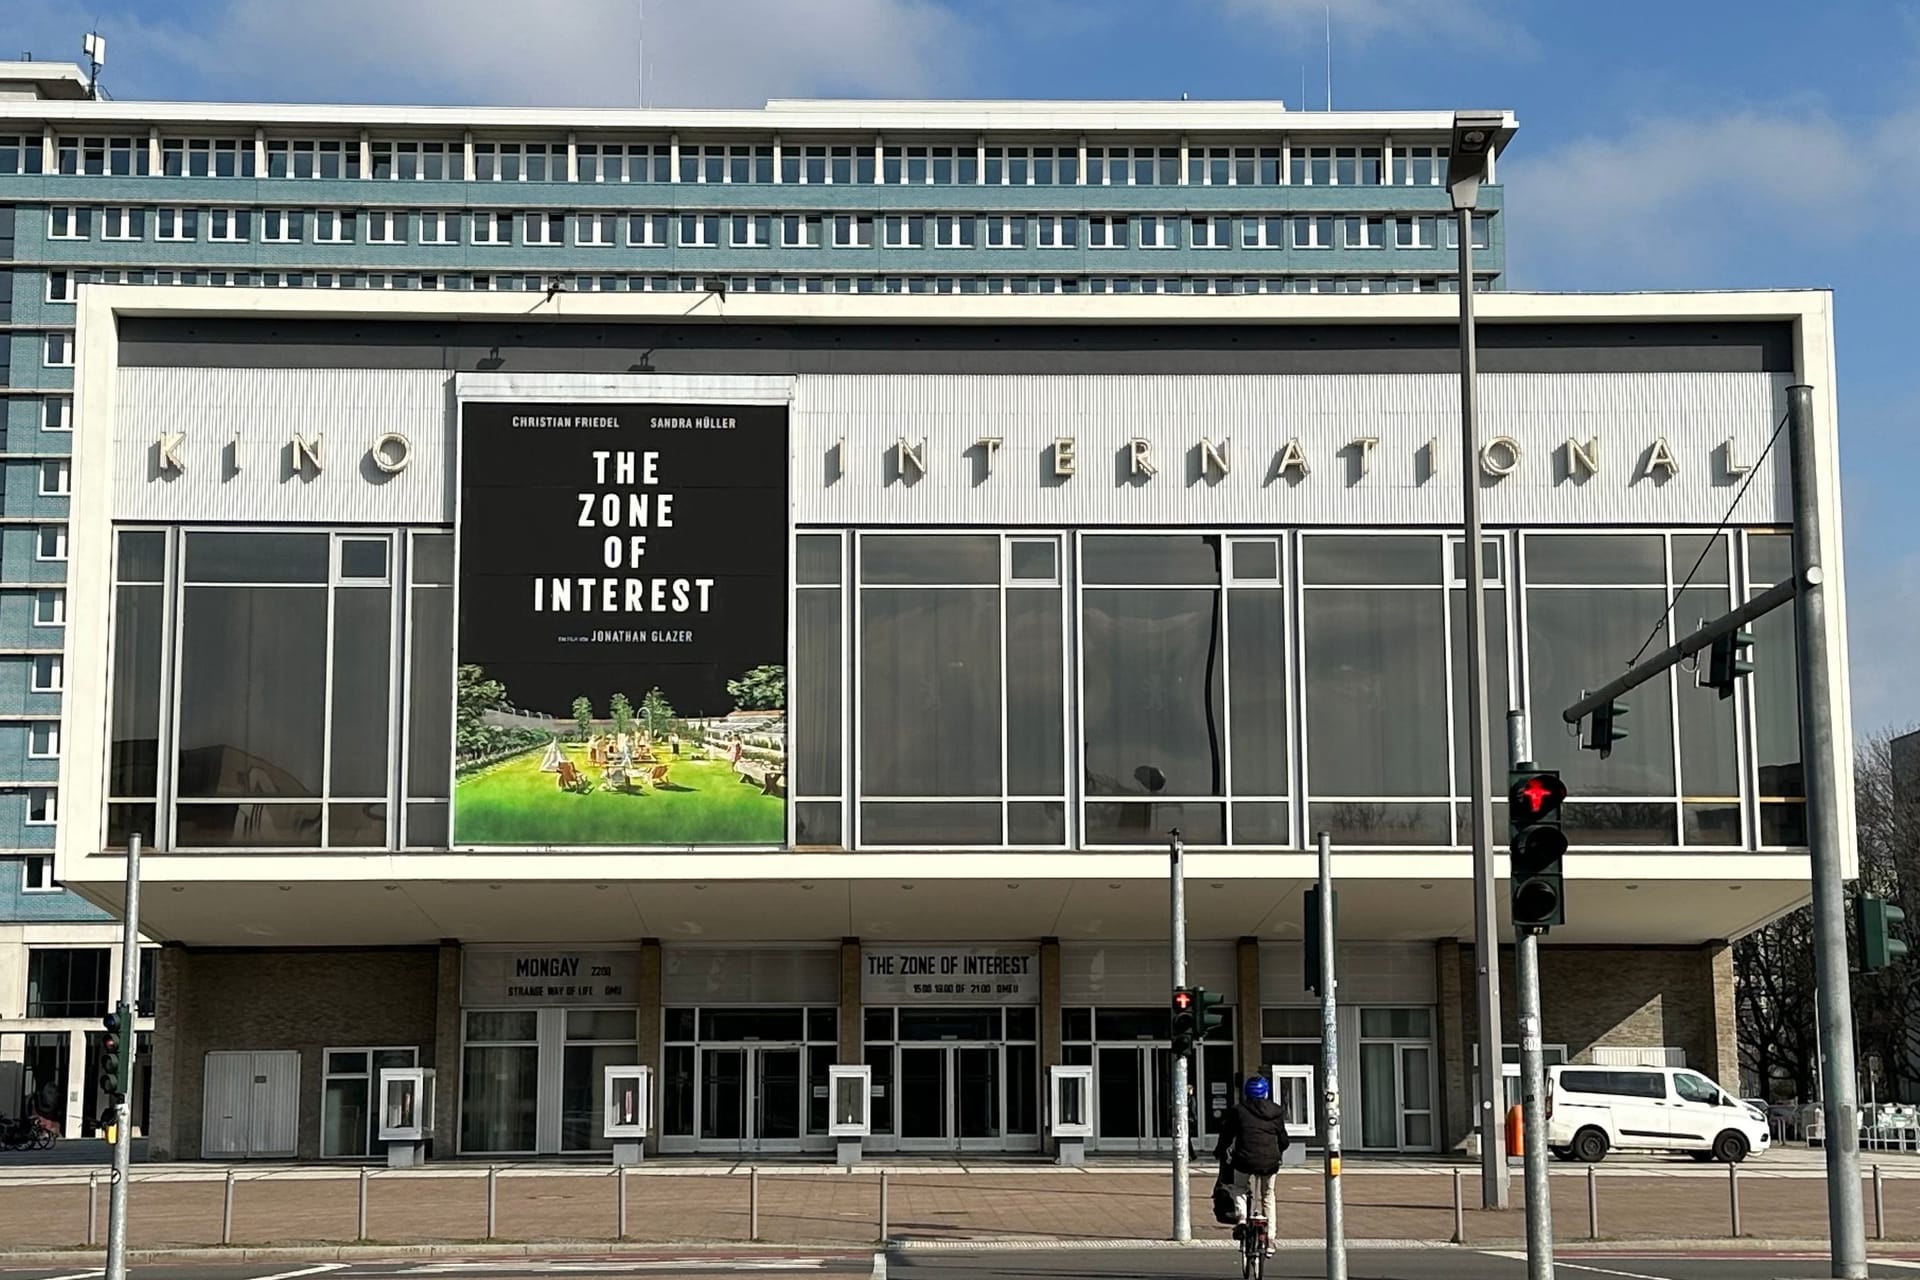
1035, 215, 1077, 249
1343, 216, 1385, 249
25, 788, 57, 826
261, 209, 302, 242
881, 214, 924, 249
22, 853, 57, 891
45, 333, 74, 367
678, 213, 721, 247
830, 215, 873, 249
365, 210, 405, 244
984, 215, 1026, 249
312, 209, 356, 244
523, 212, 566, 246
1138, 216, 1178, 249
155, 207, 199, 241
29, 722, 60, 759
1395, 215, 1438, 249
1292, 216, 1334, 250
45, 270, 76, 303
419, 212, 458, 245
472, 212, 512, 246
731, 214, 773, 248
781, 214, 822, 248
31, 654, 64, 692
38, 460, 72, 497
1088, 216, 1128, 249
34, 589, 66, 626
627, 214, 667, 247
576, 213, 617, 247
208, 208, 250, 242
37, 526, 68, 562
1190, 216, 1230, 249
101, 207, 142, 240
47, 206, 90, 239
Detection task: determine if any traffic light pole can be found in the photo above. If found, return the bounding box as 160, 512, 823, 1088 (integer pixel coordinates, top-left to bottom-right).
106, 831, 141, 1280
1316, 831, 1347, 1280
1787, 384, 1866, 1280
1168, 829, 1191, 1243
1508, 713, 1555, 1280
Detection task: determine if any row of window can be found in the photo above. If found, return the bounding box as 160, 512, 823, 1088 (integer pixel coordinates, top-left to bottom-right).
21, 944, 154, 1017
9, 135, 1456, 187
42, 206, 1491, 252
29, 272, 1474, 316
97, 528, 1803, 854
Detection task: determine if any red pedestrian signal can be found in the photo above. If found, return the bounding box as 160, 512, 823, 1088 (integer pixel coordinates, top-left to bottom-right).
1512, 773, 1566, 819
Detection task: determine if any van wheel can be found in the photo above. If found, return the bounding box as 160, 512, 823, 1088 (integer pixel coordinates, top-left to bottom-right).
1713, 1131, 1750, 1164
1572, 1128, 1609, 1163
1549, 1146, 1571, 1161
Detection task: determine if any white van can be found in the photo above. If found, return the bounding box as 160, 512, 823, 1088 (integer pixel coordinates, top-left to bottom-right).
1547, 1065, 1770, 1164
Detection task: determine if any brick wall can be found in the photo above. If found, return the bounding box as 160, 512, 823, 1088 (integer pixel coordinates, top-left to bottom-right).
163, 946, 440, 1160
1443, 942, 1731, 1148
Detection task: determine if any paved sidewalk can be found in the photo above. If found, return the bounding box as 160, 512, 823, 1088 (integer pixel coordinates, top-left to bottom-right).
1, 1166, 1913, 1251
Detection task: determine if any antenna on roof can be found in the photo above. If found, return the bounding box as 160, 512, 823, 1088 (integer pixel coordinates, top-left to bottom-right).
82, 29, 105, 100
637, 0, 647, 107
1324, 3, 1332, 111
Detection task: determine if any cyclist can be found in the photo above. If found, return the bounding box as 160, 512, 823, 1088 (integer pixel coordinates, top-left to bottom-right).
1213, 1074, 1288, 1256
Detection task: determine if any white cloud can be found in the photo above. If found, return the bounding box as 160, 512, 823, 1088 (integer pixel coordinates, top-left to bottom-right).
1504, 99, 1920, 289
17, 0, 976, 106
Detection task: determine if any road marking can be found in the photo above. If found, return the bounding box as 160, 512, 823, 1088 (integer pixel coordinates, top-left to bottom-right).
250, 1267, 347, 1280
40, 1272, 105, 1280
1869, 1262, 1920, 1271
870, 1251, 887, 1280
1485, 1253, 1670, 1280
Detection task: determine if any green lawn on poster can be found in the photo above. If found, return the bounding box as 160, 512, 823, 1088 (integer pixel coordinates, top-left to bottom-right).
453, 745, 784, 846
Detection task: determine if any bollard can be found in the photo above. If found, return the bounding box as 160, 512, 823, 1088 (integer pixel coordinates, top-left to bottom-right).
879, 1170, 890, 1243
486, 1165, 498, 1240
87, 1170, 98, 1248
1450, 1168, 1463, 1244
1586, 1163, 1599, 1241
749, 1166, 760, 1241
357, 1167, 369, 1241
222, 1167, 236, 1246
617, 1168, 628, 1240
1873, 1164, 1885, 1241
1727, 1161, 1741, 1238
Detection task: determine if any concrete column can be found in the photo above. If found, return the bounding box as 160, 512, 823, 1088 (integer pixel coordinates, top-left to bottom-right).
1703, 940, 1739, 1085
63, 1028, 84, 1140
1039, 937, 1061, 1155
431, 941, 461, 1157
1435, 937, 1470, 1151
1236, 936, 1262, 1084
145, 943, 187, 1160
637, 939, 663, 1156
838, 938, 862, 1063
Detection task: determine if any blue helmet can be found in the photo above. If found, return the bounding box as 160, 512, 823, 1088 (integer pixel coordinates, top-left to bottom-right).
1243, 1074, 1271, 1101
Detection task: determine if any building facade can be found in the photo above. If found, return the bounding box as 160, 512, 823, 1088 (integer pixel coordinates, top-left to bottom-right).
45, 282, 1849, 1161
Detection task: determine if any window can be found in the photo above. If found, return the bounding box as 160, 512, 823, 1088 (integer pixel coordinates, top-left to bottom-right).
264, 139, 358, 180
472, 212, 512, 245
779, 215, 823, 248
1394, 215, 1439, 249
417, 212, 458, 245
22, 854, 57, 892
58, 134, 146, 176
1444, 213, 1492, 250
1673, 1072, 1724, 1105
155, 207, 199, 241
1189, 216, 1230, 249
30, 722, 60, 758
855, 534, 1067, 847
1393, 144, 1449, 186
101, 207, 144, 240
26, 949, 107, 1015
45, 334, 74, 367
208, 208, 252, 242
1088, 216, 1128, 249
313, 210, 356, 243
882, 215, 924, 248
371, 140, 463, 180
576, 213, 618, 246
731, 214, 773, 248
678, 214, 721, 247
1139, 216, 1178, 248
627, 213, 668, 247
45, 271, 76, 303
523, 212, 566, 245
984, 216, 1026, 248
35, 589, 66, 626
39, 460, 71, 496
1291, 216, 1334, 249
364, 210, 404, 244
260, 209, 303, 242
160, 136, 253, 177
0, 133, 44, 174
322, 1046, 421, 1156
32, 654, 64, 692
27, 788, 58, 824
1035, 216, 1078, 248
38, 526, 68, 561
48, 207, 92, 239
831, 215, 873, 248
1342, 216, 1385, 249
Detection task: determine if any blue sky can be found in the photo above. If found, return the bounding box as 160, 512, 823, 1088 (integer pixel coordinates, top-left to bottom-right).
12, 0, 1918, 735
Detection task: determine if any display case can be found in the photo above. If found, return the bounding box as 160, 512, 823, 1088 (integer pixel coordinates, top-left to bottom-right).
603, 1064, 652, 1139
828, 1064, 873, 1138
376, 1066, 434, 1164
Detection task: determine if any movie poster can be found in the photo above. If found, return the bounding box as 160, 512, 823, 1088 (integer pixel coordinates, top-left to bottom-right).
453, 400, 788, 846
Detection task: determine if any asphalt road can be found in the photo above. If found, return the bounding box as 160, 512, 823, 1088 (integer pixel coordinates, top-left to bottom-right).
8, 1250, 1920, 1280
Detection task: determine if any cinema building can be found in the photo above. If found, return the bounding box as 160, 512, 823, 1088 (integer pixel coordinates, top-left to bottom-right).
49, 285, 1848, 1161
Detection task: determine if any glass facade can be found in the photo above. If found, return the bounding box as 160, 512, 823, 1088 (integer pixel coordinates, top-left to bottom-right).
104, 526, 1803, 854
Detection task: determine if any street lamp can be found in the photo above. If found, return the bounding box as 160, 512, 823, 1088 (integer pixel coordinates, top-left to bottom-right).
1448, 107, 1510, 1213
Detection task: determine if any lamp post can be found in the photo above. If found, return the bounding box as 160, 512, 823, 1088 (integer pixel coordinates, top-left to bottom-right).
1448, 108, 1510, 1212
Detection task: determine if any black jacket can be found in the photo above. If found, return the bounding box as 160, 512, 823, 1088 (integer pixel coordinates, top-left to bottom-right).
1213, 1097, 1289, 1176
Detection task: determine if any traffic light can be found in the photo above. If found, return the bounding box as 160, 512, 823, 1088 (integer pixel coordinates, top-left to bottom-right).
1508, 768, 1568, 932
1705, 628, 1756, 699
1194, 987, 1228, 1042
1304, 886, 1338, 995
1857, 896, 1910, 972
99, 1010, 123, 1102
1171, 987, 1196, 1056
1584, 698, 1631, 759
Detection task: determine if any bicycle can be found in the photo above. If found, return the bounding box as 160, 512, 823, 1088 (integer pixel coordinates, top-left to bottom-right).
1234, 1171, 1271, 1280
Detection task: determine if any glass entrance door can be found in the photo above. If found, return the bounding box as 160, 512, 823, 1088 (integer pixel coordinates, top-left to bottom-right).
895, 1044, 1006, 1151
1358, 1041, 1438, 1151
696, 1045, 805, 1153
1093, 1045, 1172, 1152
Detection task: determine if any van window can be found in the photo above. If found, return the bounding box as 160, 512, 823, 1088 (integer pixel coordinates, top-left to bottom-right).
1560, 1069, 1665, 1099
1673, 1073, 1721, 1105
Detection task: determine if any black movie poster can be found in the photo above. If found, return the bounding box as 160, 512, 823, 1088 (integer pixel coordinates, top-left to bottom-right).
454, 400, 788, 846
